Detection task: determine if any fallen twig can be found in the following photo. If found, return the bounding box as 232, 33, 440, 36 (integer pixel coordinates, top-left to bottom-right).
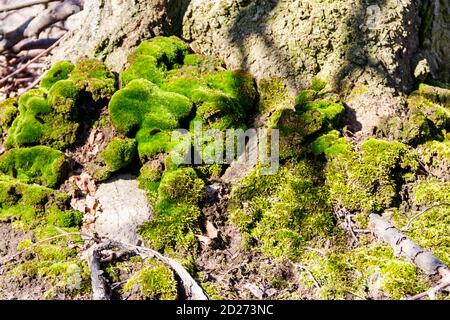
23, 73, 45, 91
12, 37, 59, 53
294, 264, 321, 289
0, 18, 34, 52
401, 202, 450, 232
0, 232, 84, 266
0, 35, 65, 85
370, 213, 450, 299
370, 213, 449, 276
409, 277, 450, 300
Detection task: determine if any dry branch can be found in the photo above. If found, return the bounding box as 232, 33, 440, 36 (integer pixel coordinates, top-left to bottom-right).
0, 232, 83, 266
23, 0, 81, 38
294, 264, 321, 289
401, 202, 450, 232
0, 0, 56, 12
0, 35, 65, 85
369, 213, 449, 276
409, 277, 450, 300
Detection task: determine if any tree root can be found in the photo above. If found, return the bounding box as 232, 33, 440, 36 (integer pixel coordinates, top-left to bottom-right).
0, 0, 57, 12
23, 0, 81, 38
86, 239, 208, 300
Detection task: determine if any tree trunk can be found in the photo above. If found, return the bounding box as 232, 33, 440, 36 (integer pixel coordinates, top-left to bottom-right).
49, 0, 449, 134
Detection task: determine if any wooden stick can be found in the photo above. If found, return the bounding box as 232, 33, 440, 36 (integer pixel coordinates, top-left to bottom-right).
370, 213, 449, 276
401, 202, 450, 232
294, 264, 321, 289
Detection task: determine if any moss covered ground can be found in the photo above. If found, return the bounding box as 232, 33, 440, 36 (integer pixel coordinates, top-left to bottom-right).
0, 36, 449, 300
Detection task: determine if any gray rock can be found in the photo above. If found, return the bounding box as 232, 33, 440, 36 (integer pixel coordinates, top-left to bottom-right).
94, 174, 152, 245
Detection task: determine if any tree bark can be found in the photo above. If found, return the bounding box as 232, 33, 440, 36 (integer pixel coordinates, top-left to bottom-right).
48, 0, 449, 137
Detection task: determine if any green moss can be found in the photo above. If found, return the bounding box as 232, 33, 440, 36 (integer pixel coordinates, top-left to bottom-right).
299, 244, 428, 299
120, 36, 189, 86
404, 178, 450, 265
315, 134, 410, 213
46, 207, 83, 228
158, 167, 205, 204
406, 84, 450, 136
257, 77, 291, 114
109, 79, 192, 159
140, 199, 201, 253
47, 79, 81, 114
0, 176, 70, 225
269, 99, 344, 159
183, 53, 223, 72
0, 173, 88, 297
230, 161, 334, 260
70, 58, 116, 101
415, 140, 450, 180
40, 60, 75, 91
123, 258, 177, 300
0, 146, 67, 188
0, 98, 18, 134
101, 138, 137, 172
138, 161, 163, 192
5, 88, 79, 150
140, 168, 204, 253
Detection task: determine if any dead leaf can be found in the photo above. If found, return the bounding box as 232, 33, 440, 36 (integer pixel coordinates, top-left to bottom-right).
205, 220, 218, 239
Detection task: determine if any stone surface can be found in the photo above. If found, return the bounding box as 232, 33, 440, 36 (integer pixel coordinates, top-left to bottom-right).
95, 174, 152, 245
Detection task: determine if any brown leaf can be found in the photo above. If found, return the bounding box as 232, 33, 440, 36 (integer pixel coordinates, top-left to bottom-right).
205, 220, 218, 239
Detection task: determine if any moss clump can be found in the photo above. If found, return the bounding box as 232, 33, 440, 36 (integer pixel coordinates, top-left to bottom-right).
0, 98, 18, 134
46, 207, 83, 228
5, 88, 79, 150
158, 167, 205, 204
269, 90, 344, 159
140, 167, 204, 253
39, 61, 75, 91
0, 174, 88, 297
47, 79, 81, 114
69, 58, 116, 101
415, 139, 450, 180
0, 176, 69, 220
0, 146, 67, 188
393, 84, 450, 142
123, 258, 177, 300
299, 244, 428, 299
257, 77, 292, 114
108, 79, 192, 160
183, 53, 224, 72
100, 138, 137, 172
120, 36, 189, 86
138, 160, 163, 193
314, 132, 410, 213
404, 178, 450, 265
230, 161, 334, 260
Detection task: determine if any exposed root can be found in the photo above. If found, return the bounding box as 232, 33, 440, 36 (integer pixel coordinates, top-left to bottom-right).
86, 238, 208, 300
